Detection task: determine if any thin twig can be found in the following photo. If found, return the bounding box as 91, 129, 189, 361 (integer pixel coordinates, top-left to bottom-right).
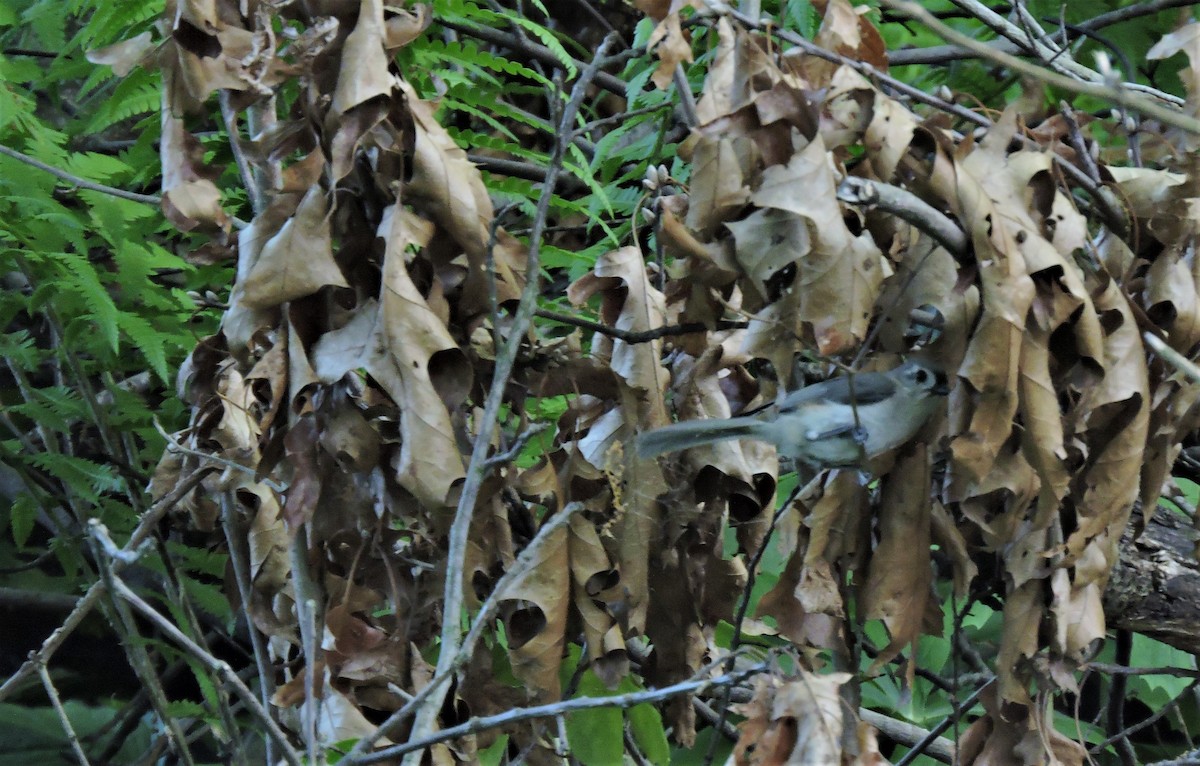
882, 0, 1198, 133
894, 678, 993, 766
535, 308, 748, 343
110, 575, 303, 766
893, 0, 1200, 67
289, 535, 321, 765
154, 419, 286, 493
716, 6, 1130, 236
0, 144, 161, 205
352, 662, 771, 764
0, 467, 211, 702
705, 488, 798, 764
1145, 332, 1200, 385
673, 64, 699, 127
219, 92, 267, 216
482, 423, 550, 469
468, 154, 582, 192
1090, 679, 1200, 755
220, 491, 277, 765
39, 663, 92, 766
439, 20, 631, 96
1088, 663, 1200, 678
348, 33, 624, 764
1077, 0, 1200, 33
860, 708, 955, 764
1059, 101, 1103, 184
573, 103, 672, 138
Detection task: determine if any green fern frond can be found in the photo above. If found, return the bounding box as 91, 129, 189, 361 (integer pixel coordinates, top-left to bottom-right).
84, 71, 160, 134
117, 311, 170, 383
28, 452, 123, 503
52, 252, 120, 351
448, 127, 551, 165
9, 386, 87, 432
421, 38, 550, 87
0, 331, 41, 371
442, 84, 553, 135
435, 0, 576, 78
480, 174, 539, 212
74, 0, 162, 49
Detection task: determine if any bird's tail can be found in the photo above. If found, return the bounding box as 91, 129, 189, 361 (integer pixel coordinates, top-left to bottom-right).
634, 418, 761, 458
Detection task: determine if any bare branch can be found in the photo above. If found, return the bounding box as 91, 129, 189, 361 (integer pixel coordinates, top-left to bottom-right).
350, 662, 771, 764
0, 467, 212, 703
350, 33, 626, 763
535, 308, 749, 343
110, 575, 303, 766
882, 0, 1198, 133
0, 144, 161, 205
837, 177, 969, 258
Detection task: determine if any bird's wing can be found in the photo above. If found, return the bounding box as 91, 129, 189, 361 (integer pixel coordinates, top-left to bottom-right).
777, 372, 897, 412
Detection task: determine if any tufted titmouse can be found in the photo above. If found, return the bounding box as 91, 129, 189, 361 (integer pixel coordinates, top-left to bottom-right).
634, 360, 948, 467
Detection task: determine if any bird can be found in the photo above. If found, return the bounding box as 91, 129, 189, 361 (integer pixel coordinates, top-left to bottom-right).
633, 360, 948, 467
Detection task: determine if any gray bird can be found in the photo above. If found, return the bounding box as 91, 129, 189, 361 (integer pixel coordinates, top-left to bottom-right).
634, 360, 948, 467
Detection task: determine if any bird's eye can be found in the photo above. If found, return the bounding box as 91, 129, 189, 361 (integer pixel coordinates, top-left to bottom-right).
914, 369, 928, 384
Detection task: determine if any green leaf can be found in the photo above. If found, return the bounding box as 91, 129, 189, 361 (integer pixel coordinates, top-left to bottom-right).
117, 311, 170, 382
54, 252, 120, 351
10, 493, 37, 548
83, 70, 160, 134
28, 452, 123, 503
565, 670, 624, 765
629, 701, 670, 765
1128, 634, 1196, 703
478, 734, 510, 766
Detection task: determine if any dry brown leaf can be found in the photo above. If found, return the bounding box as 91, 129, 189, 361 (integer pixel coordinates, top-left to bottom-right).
569, 246, 671, 397
946, 115, 1035, 485
383, 3, 431, 50
693, 18, 740, 124
1018, 321, 1070, 524
996, 581, 1042, 710
864, 445, 933, 673
647, 13, 693, 91
282, 414, 322, 527
331, 0, 393, 115
1149, 22, 1200, 150
568, 513, 627, 686
958, 685, 1086, 766
801, 0, 887, 87
86, 31, 154, 76
396, 79, 527, 314
726, 208, 811, 304
686, 136, 753, 238
501, 522, 569, 702
930, 501, 977, 599
160, 104, 229, 231
240, 185, 348, 308
750, 137, 889, 354
310, 295, 465, 509
244, 484, 290, 594
307, 667, 395, 748
658, 196, 741, 281
732, 672, 852, 766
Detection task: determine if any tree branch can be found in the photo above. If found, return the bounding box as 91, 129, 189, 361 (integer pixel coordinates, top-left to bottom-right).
351, 662, 771, 764
535, 308, 749, 343
347, 34, 625, 764
837, 177, 969, 258
0, 144, 161, 206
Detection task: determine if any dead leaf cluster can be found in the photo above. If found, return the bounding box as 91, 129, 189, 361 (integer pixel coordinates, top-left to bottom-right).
109, 0, 1200, 760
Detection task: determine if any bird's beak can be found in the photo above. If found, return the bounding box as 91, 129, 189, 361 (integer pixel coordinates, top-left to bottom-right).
932, 371, 950, 396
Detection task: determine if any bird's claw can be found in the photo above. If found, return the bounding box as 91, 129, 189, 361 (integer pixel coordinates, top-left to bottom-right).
851, 425, 869, 446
